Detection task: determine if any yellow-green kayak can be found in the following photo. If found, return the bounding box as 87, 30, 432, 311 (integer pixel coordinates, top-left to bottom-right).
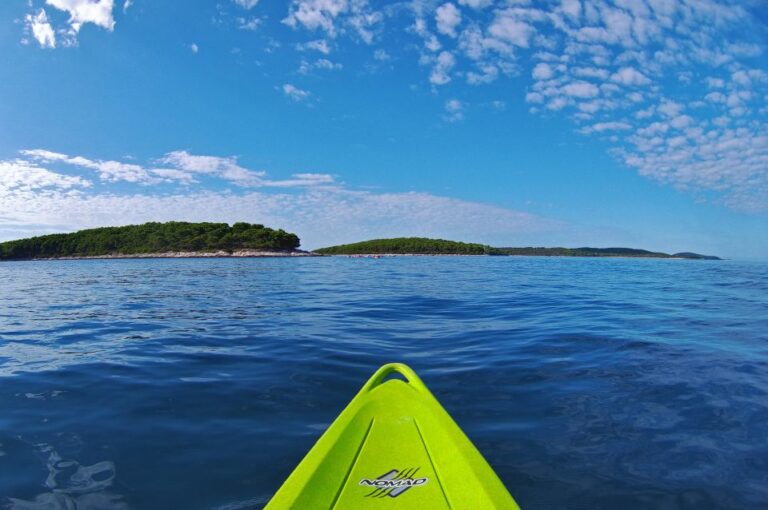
265, 363, 520, 509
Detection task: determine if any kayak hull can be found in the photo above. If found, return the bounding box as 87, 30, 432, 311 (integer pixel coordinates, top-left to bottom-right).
265, 363, 520, 509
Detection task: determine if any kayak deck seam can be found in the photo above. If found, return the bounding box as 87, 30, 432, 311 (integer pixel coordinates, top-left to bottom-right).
329, 417, 375, 510
414, 417, 453, 509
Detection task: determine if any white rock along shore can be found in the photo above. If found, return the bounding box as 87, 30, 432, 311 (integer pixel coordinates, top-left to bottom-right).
34, 250, 320, 260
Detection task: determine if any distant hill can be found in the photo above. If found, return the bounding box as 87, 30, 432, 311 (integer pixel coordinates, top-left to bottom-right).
314, 237, 494, 255
0, 222, 301, 260
671, 252, 721, 260
316, 238, 721, 260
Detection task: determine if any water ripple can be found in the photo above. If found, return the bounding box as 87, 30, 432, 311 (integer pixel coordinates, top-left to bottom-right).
1, 257, 767, 509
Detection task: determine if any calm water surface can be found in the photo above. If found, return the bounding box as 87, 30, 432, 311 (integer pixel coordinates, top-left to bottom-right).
0, 257, 767, 509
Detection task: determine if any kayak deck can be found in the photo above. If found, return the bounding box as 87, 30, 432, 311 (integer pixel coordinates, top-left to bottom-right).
265, 363, 520, 509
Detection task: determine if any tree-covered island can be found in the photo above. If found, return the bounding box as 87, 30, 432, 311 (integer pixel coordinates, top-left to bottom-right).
315, 238, 721, 259
315, 237, 494, 255
0, 222, 303, 260
0, 228, 721, 261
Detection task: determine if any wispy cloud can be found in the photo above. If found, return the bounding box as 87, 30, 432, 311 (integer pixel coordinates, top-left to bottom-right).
24, 9, 56, 49
444, 98, 463, 122
0, 159, 91, 193
13, 149, 337, 189
298, 58, 342, 74
282, 83, 311, 102
21, 149, 157, 184
296, 39, 331, 54
233, 0, 259, 9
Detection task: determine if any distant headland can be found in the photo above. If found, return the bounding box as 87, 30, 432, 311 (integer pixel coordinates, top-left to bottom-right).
0, 225, 720, 261
315, 238, 721, 260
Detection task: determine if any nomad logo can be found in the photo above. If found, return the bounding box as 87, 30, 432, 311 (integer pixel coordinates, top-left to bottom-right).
359, 468, 428, 498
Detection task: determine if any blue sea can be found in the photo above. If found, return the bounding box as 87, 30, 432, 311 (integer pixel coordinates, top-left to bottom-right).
1, 257, 767, 509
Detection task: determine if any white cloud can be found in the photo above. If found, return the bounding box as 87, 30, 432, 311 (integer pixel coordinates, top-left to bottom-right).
150, 168, 197, 185
547, 97, 569, 111
580, 121, 632, 134
669, 114, 693, 129
283, 0, 348, 36
47, 0, 116, 31
444, 98, 464, 122
532, 62, 553, 80
299, 58, 342, 73
562, 81, 599, 98
25, 9, 56, 49
24, 0, 116, 48
706, 77, 725, 89
233, 0, 259, 9
20, 149, 70, 162
610, 66, 651, 86
436, 3, 462, 38
190, 43, 199, 54
238, 17, 261, 31
458, 0, 492, 9
17, 149, 341, 190
282, 83, 311, 101
123, 0, 132, 13
158, 151, 265, 186
0, 160, 90, 192
621, 125, 768, 212
297, 39, 331, 54
704, 91, 726, 104
265, 173, 336, 187
572, 66, 609, 80
21, 149, 155, 184
525, 91, 544, 104
488, 10, 535, 48
315, 58, 341, 70
283, 0, 381, 43
491, 100, 506, 110
430, 51, 455, 85
559, 0, 581, 22
159, 151, 338, 189
657, 100, 683, 118
466, 63, 498, 85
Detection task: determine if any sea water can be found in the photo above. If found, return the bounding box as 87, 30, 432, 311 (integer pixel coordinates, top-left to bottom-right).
0, 257, 766, 509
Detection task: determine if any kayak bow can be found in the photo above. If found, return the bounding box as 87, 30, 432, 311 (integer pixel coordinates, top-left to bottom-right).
265, 363, 520, 509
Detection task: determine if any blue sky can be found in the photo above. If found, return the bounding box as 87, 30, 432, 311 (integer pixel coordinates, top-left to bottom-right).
0, 0, 766, 258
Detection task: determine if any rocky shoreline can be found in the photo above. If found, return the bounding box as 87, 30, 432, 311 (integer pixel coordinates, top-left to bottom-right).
30, 250, 320, 261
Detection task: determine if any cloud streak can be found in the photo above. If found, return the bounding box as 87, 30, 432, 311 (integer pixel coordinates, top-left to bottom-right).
11, 149, 337, 190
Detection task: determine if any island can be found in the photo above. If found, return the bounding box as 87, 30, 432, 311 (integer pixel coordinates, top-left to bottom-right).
315, 238, 721, 259
315, 238, 493, 255
0, 228, 721, 261
0, 222, 311, 260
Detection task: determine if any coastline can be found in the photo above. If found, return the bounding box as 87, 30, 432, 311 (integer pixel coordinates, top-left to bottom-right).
21, 249, 320, 261
329, 253, 705, 260
3, 251, 720, 262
